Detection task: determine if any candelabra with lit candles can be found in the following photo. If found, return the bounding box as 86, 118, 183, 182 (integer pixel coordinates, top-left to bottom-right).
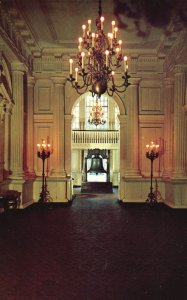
37, 140, 52, 203
145, 141, 159, 203
68, 0, 130, 98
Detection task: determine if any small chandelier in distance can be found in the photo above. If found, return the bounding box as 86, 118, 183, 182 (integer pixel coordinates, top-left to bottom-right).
68, 0, 130, 98
88, 97, 106, 127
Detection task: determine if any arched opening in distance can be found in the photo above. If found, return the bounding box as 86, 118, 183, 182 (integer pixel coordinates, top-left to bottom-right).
70, 92, 125, 194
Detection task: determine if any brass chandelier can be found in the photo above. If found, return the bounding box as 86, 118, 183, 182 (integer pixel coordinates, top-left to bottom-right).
88, 97, 106, 126
68, 0, 130, 98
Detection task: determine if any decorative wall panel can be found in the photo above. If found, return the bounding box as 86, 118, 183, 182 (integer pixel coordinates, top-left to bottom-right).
139, 87, 163, 114
34, 80, 53, 114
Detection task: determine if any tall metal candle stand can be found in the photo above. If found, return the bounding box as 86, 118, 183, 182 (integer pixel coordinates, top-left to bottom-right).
145, 141, 159, 203
37, 140, 52, 203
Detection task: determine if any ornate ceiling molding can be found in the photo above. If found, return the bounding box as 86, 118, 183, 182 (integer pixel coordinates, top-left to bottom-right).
0, 2, 40, 69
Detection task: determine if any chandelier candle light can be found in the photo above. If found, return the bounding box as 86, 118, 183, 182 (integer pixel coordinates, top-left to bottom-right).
88, 97, 106, 126
37, 140, 52, 203
145, 141, 159, 204
68, 0, 130, 98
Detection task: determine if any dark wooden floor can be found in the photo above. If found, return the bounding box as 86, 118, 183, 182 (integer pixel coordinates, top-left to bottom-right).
0, 193, 187, 300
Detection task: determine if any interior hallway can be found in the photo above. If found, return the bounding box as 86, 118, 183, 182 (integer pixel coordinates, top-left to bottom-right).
0, 193, 187, 300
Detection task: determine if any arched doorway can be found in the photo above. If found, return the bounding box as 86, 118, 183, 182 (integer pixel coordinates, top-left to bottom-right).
70, 92, 126, 194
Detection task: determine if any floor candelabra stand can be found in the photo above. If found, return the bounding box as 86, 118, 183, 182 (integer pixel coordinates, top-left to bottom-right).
37, 140, 52, 203
145, 141, 159, 204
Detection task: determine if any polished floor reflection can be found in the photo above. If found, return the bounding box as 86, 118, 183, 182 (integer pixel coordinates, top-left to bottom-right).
0, 193, 187, 300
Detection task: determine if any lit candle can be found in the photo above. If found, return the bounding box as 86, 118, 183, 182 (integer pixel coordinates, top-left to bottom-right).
89, 52, 92, 65
124, 56, 127, 72
110, 33, 113, 48
69, 58, 73, 75
111, 20, 115, 34
78, 37, 82, 51
92, 33, 95, 47
146, 144, 149, 151
118, 40, 122, 51
114, 27, 118, 38
37, 143, 41, 151
105, 50, 109, 67
75, 67, 78, 82
81, 52, 85, 68
116, 47, 120, 57
100, 16, 104, 30
82, 24, 86, 38
88, 19, 91, 32
42, 140, 46, 150
111, 71, 115, 82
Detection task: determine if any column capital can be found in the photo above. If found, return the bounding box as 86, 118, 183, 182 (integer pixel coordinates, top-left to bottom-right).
175, 65, 186, 74
117, 114, 127, 127
129, 77, 141, 86
164, 78, 174, 86
27, 76, 35, 87
51, 76, 67, 85
11, 62, 26, 73
64, 114, 73, 123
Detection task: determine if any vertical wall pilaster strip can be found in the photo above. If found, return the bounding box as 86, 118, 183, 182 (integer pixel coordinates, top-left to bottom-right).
64, 114, 73, 176
10, 63, 25, 178
126, 77, 141, 177
51, 77, 66, 176
4, 111, 11, 176
0, 122, 4, 181
162, 78, 174, 178
173, 66, 186, 178
26, 76, 36, 178
118, 114, 126, 177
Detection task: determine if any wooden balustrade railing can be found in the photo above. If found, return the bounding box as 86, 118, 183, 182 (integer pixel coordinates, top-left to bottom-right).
72, 130, 119, 144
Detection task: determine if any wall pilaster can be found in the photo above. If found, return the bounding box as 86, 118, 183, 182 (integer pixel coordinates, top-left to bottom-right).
51, 77, 66, 177
173, 65, 186, 178
125, 77, 141, 177
162, 78, 174, 178
64, 114, 73, 176
117, 114, 126, 200
118, 114, 126, 178
0, 121, 4, 182
26, 76, 36, 178
3, 109, 12, 178
10, 63, 25, 178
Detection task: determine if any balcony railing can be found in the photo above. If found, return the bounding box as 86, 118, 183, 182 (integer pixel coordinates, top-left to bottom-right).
72, 130, 119, 144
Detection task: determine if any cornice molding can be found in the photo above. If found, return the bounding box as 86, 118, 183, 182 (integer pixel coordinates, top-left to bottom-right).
0, 2, 39, 69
